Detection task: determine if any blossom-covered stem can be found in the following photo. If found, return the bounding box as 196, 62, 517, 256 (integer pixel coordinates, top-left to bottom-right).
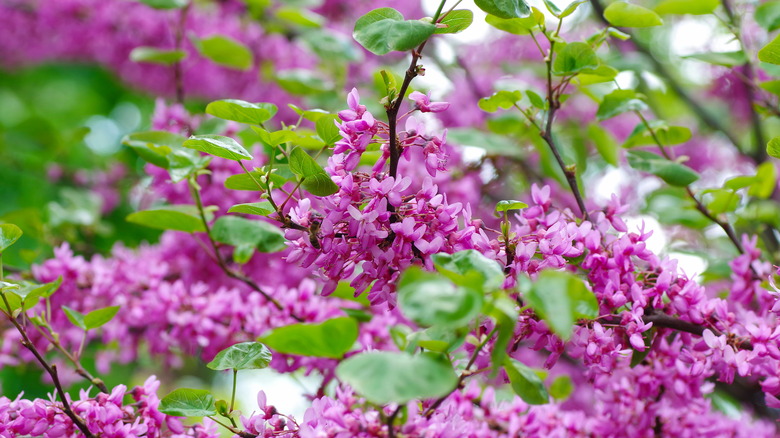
541, 30, 590, 221
32, 323, 109, 393
588, 0, 743, 150
188, 177, 304, 320
637, 113, 750, 258
387, 0, 447, 179
423, 326, 499, 418
0, 294, 96, 438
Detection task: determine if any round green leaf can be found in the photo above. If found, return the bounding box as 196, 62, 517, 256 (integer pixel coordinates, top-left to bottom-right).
756, 1, 780, 32
0, 224, 22, 252
596, 89, 648, 121
129, 47, 187, 65
206, 341, 272, 371
504, 358, 549, 404
759, 33, 780, 65
431, 250, 505, 291
194, 35, 254, 70
159, 388, 216, 417
398, 266, 483, 328
126, 205, 207, 233
183, 135, 252, 161
436, 10, 474, 34
205, 100, 278, 125
495, 200, 528, 212
211, 215, 286, 253
604, 1, 663, 27
353, 8, 436, 55
122, 131, 187, 169
260, 317, 358, 358
474, 0, 531, 19
767, 136, 780, 159
336, 352, 458, 404
655, 0, 718, 15
84, 306, 120, 330
549, 375, 574, 400
524, 270, 598, 340
228, 202, 275, 216
552, 42, 599, 76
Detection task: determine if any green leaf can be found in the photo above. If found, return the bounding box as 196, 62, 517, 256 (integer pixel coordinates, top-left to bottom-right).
655, 0, 718, 15
549, 375, 574, 400
211, 216, 286, 253
626, 150, 700, 187
756, 1, 780, 32
336, 352, 458, 404
183, 135, 252, 161
576, 64, 620, 85
552, 42, 599, 76
302, 173, 340, 196
431, 250, 505, 291
436, 10, 473, 34
474, 0, 531, 19
207, 342, 272, 370
524, 270, 598, 340
206, 100, 277, 125
228, 202, 274, 216
275, 6, 324, 28
126, 205, 207, 233
289, 105, 331, 122
526, 90, 546, 109
759, 33, 780, 65
485, 13, 541, 34
159, 388, 216, 417
478, 90, 522, 112
447, 128, 522, 157
604, 2, 663, 27
768, 136, 780, 158
289, 147, 339, 196
167, 150, 211, 183
560, 0, 587, 18
684, 51, 747, 67
276, 69, 332, 95
84, 306, 120, 330
495, 200, 528, 212
596, 89, 647, 120
622, 121, 691, 148
315, 115, 341, 145
750, 162, 777, 199
353, 8, 436, 55
397, 266, 483, 328
122, 131, 187, 169
129, 47, 186, 65
136, 0, 187, 9
62, 306, 87, 330
702, 189, 740, 215
194, 35, 253, 70
32, 277, 62, 299
0, 224, 22, 252
587, 124, 619, 166
260, 317, 358, 358
504, 358, 549, 404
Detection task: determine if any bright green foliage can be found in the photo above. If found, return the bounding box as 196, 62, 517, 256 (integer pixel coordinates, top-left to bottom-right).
759, 34, 780, 65
315, 115, 341, 145
193, 35, 253, 70
549, 375, 574, 400
206, 342, 272, 370
206, 100, 278, 125
495, 200, 528, 212
126, 205, 208, 233
479, 91, 523, 112
123, 131, 187, 168
588, 124, 619, 166
627, 150, 700, 187
352, 8, 436, 55
183, 135, 253, 162
756, 1, 780, 32
486, 294, 518, 369
159, 388, 216, 417
768, 136, 780, 158
552, 42, 599, 76
485, 11, 543, 34
0, 224, 22, 252
436, 10, 474, 34
129, 47, 187, 65
289, 147, 339, 196
474, 0, 531, 20
596, 89, 647, 120
136, 0, 187, 9
211, 215, 286, 254
260, 317, 358, 358
524, 270, 598, 340
604, 2, 663, 27
623, 122, 691, 148
62, 305, 120, 330
684, 51, 747, 67
397, 266, 483, 328
431, 250, 505, 291
504, 358, 549, 404
227, 202, 275, 216
654, 0, 718, 15
335, 352, 458, 404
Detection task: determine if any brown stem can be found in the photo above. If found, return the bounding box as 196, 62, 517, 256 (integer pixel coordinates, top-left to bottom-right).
173, 2, 191, 107
35, 325, 109, 393
386, 405, 402, 438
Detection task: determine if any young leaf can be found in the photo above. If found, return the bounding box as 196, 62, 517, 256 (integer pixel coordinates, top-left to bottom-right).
767, 136, 780, 158
603, 2, 663, 27
436, 9, 474, 34
228, 202, 274, 216
206, 342, 272, 371
654, 0, 718, 15
315, 115, 341, 145
474, 0, 531, 20
159, 388, 216, 417
211, 216, 286, 253
122, 131, 187, 169
62, 306, 87, 330
0, 224, 22, 252
596, 89, 647, 120
136, 0, 187, 9
626, 150, 700, 187
549, 375, 574, 400
504, 358, 549, 404
684, 51, 747, 67
397, 266, 483, 328
126, 205, 208, 233
353, 8, 436, 55
622, 121, 691, 148
756, 1, 780, 32
336, 352, 458, 404
301, 172, 340, 196
431, 250, 505, 291
478, 90, 523, 112
129, 47, 186, 65
193, 35, 253, 70
84, 306, 120, 330
758, 34, 780, 65
183, 135, 253, 162
485, 13, 540, 34
495, 200, 528, 212
552, 42, 599, 76
289, 147, 339, 196
206, 100, 277, 125
523, 270, 598, 340
260, 317, 358, 358
587, 124, 619, 166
